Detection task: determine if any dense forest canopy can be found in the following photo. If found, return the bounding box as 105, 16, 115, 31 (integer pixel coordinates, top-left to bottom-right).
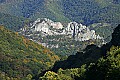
0, 0, 120, 80
0, 26, 60, 79
0, 0, 120, 31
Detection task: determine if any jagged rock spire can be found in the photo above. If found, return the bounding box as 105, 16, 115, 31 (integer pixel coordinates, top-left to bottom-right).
20, 18, 103, 41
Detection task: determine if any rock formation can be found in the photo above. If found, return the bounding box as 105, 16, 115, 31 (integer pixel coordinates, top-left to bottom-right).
64, 22, 103, 41
20, 18, 103, 41
32, 18, 63, 30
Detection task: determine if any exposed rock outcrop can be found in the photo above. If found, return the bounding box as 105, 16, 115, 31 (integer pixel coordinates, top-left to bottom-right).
32, 18, 63, 30
32, 18, 63, 35
20, 18, 103, 41
63, 22, 103, 41
19, 18, 105, 55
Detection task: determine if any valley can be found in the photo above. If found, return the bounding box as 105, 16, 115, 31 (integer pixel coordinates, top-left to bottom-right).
0, 0, 120, 80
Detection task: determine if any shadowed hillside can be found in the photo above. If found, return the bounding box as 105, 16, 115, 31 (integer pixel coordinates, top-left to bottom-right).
52, 24, 120, 71
40, 24, 120, 80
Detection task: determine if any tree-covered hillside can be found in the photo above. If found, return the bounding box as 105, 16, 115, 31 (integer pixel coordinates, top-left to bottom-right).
0, 12, 29, 31
0, 0, 70, 23
62, 0, 120, 24
40, 24, 120, 80
0, 0, 120, 29
0, 26, 59, 79
40, 46, 120, 80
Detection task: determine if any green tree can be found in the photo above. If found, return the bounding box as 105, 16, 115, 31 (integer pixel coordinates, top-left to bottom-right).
85, 46, 120, 80
40, 71, 61, 80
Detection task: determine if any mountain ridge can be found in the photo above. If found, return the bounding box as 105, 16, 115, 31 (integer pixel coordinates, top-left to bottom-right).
0, 0, 120, 27
19, 18, 105, 56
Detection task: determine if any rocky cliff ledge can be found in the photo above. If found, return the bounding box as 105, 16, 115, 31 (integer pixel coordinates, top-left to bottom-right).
20, 18, 103, 41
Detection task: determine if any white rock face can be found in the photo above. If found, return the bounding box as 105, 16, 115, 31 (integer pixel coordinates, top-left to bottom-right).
64, 22, 103, 41
51, 22, 63, 29
32, 18, 63, 31
20, 18, 103, 41
34, 21, 49, 32
30, 18, 64, 35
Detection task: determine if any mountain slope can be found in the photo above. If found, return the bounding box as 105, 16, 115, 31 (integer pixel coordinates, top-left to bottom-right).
40, 24, 120, 80
52, 24, 120, 71
0, 12, 28, 31
0, 26, 59, 79
0, 0, 120, 27
19, 18, 104, 56
0, 0, 69, 22
62, 0, 120, 24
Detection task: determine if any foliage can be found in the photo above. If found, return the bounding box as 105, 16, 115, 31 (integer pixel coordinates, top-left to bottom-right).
84, 46, 120, 80
40, 24, 120, 80
40, 65, 86, 80
40, 46, 120, 80
0, 26, 60, 79
21, 27, 104, 56
88, 23, 116, 42
62, 0, 120, 25
40, 43, 120, 80
40, 71, 61, 80
0, 12, 29, 31
0, 0, 120, 28
52, 44, 102, 71
0, 0, 70, 23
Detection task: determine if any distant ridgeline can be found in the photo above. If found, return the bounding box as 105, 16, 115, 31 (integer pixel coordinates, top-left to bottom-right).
19, 18, 105, 56
0, 0, 119, 33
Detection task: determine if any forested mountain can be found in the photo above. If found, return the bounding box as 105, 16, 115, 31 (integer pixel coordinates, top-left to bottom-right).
40, 24, 120, 80
0, 0, 119, 47
0, 0, 120, 29
0, 12, 29, 31
0, 24, 120, 80
0, 0, 69, 23
0, 26, 59, 79
62, 0, 120, 24
0, 0, 120, 80
19, 18, 104, 56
